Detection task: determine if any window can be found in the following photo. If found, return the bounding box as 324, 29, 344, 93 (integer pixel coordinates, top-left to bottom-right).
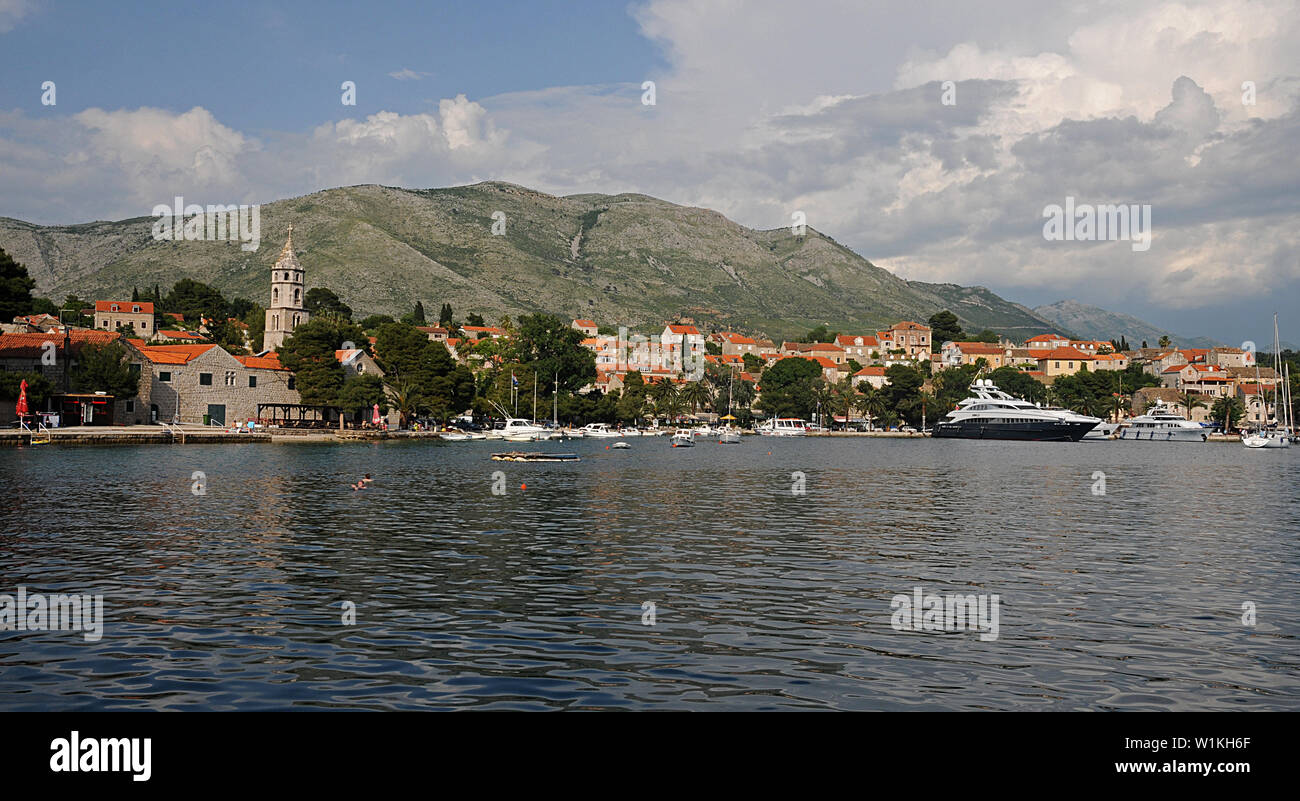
273, 288, 279, 302
125, 400, 135, 412
101, 320, 109, 328
132, 305, 141, 313
225, 371, 236, 387
142, 320, 149, 329
248, 375, 257, 388
287, 376, 296, 390
110, 304, 119, 312
294, 288, 300, 303
159, 371, 171, 382
199, 373, 213, 386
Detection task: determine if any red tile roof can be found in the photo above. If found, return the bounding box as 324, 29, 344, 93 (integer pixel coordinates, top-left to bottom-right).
134, 344, 217, 364
235, 353, 287, 371
0, 330, 123, 358
666, 324, 700, 335
1044, 346, 1092, 360
854, 366, 886, 376
573, 319, 596, 328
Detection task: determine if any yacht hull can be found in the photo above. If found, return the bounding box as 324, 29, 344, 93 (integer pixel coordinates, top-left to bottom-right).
1117, 428, 1207, 442
932, 420, 1094, 442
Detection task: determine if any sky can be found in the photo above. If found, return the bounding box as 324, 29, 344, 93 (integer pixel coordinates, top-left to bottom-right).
0, 0, 1297, 345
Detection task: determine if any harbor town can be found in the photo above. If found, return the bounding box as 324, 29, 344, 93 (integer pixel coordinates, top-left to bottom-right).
1, 229, 1293, 446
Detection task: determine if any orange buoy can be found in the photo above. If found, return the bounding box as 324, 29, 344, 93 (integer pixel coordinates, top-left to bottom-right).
520, 483, 526, 490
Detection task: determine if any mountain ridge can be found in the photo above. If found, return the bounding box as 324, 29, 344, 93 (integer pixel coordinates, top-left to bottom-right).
0, 181, 1122, 342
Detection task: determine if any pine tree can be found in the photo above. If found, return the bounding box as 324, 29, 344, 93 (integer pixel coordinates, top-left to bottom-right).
413, 301, 426, 325
132, 287, 140, 302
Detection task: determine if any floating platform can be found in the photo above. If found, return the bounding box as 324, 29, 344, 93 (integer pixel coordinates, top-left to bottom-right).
490, 451, 581, 462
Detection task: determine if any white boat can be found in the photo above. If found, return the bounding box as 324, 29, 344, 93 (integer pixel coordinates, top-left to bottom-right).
1083, 421, 1120, 439
611, 441, 631, 449
618, 427, 643, 437
1118, 402, 1207, 442
717, 428, 741, 444
670, 429, 695, 447
439, 431, 471, 441
757, 418, 808, 436
1242, 313, 1292, 449
501, 418, 550, 441
581, 423, 620, 438
641, 427, 668, 436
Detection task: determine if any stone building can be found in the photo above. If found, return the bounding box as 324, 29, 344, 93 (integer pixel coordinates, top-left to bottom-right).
125, 341, 299, 425
262, 226, 309, 351
94, 300, 157, 339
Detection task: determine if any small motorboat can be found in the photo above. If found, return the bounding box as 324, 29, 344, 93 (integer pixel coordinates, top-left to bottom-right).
670, 429, 695, 447
717, 428, 741, 444
611, 441, 631, 449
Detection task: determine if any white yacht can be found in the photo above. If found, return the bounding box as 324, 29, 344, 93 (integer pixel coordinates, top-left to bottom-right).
1083, 421, 1120, 439
501, 418, 550, 441
757, 418, 808, 436
671, 429, 695, 447
1118, 402, 1207, 442
933, 379, 1095, 441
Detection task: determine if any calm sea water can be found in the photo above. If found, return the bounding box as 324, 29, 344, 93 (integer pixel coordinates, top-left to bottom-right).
1, 436, 1297, 711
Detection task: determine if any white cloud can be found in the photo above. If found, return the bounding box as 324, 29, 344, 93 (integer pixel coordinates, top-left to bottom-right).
0, 0, 35, 34
388, 68, 432, 81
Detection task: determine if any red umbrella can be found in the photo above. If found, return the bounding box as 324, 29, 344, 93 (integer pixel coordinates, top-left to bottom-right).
372, 403, 381, 425
15, 379, 29, 417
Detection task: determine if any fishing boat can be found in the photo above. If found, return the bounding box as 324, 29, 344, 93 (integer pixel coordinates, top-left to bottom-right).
1243, 313, 1292, 449
671, 429, 695, 447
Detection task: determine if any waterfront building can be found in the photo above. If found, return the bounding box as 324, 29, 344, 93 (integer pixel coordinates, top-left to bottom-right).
126, 341, 299, 426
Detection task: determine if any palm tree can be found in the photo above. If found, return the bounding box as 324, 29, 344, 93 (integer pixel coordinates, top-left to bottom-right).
680, 380, 712, 417
1210, 395, 1244, 432
857, 386, 888, 428
1179, 391, 1207, 420
830, 377, 857, 426
385, 378, 422, 429
650, 381, 681, 423
1158, 335, 1172, 348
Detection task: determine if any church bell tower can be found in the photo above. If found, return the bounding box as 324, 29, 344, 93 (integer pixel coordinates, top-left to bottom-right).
262, 225, 309, 351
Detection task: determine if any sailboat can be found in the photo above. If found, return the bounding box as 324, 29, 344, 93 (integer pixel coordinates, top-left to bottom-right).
1243, 313, 1292, 449
717, 366, 741, 443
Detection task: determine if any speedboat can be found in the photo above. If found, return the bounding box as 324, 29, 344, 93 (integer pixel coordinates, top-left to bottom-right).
611, 441, 631, 449
671, 429, 695, 447
501, 418, 549, 442
757, 418, 808, 436
618, 427, 643, 437
581, 423, 620, 438
439, 430, 471, 441
1117, 402, 1207, 442
932, 379, 1095, 441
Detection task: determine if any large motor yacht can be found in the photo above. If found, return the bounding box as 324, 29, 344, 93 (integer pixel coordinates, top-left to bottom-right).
1118, 401, 1208, 442
932, 379, 1096, 442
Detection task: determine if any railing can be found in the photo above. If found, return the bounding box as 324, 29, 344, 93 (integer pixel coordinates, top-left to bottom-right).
17, 419, 51, 444
160, 421, 184, 443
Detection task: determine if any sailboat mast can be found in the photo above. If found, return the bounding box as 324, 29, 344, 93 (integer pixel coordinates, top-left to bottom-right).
553, 373, 558, 426
532, 373, 538, 423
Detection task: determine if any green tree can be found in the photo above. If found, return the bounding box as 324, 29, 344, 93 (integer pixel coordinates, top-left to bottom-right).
399, 301, 427, 326
970, 329, 1000, 343
742, 353, 764, 373
513, 313, 596, 394
304, 287, 352, 320
71, 342, 139, 399
465, 312, 486, 327
680, 380, 713, 415
338, 374, 387, 422
278, 317, 364, 405
988, 366, 1047, 404
0, 371, 54, 410
359, 314, 396, 332
882, 364, 925, 424
163, 279, 228, 322
0, 247, 36, 321
1158, 335, 1172, 348
927, 310, 963, 352
439, 303, 454, 327
799, 324, 838, 344
1210, 395, 1244, 432
1179, 391, 1207, 419
757, 357, 823, 419
616, 371, 649, 423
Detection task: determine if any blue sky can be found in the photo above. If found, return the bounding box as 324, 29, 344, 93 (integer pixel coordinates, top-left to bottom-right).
1, 0, 1297, 345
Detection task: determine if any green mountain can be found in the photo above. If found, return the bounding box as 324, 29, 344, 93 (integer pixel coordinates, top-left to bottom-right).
1, 181, 1067, 340
1033, 299, 1221, 349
